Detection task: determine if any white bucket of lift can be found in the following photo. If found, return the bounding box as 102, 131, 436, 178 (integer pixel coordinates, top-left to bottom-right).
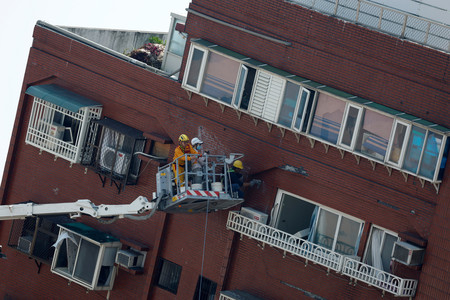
191, 183, 203, 190
211, 182, 223, 191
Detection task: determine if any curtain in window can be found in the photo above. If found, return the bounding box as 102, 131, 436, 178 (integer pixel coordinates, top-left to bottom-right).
370, 228, 383, 271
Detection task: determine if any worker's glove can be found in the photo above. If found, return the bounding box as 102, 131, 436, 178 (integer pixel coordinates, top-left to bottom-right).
249, 179, 262, 188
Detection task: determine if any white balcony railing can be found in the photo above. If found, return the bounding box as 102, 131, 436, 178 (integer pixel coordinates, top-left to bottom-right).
287, 0, 450, 53
226, 211, 418, 297
342, 257, 418, 297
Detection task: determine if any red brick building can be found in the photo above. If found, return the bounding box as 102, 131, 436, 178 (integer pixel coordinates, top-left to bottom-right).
0, 0, 449, 299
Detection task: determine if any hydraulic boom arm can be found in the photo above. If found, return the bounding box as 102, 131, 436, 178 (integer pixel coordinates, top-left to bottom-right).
0, 196, 155, 221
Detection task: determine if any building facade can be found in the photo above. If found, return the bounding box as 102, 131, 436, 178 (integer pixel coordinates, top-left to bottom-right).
0, 0, 449, 299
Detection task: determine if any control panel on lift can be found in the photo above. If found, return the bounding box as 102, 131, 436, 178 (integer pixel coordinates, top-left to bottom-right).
156, 153, 244, 213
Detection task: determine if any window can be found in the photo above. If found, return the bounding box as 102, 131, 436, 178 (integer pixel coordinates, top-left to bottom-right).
338, 104, 363, 150
51, 223, 121, 291
271, 191, 364, 255
82, 118, 146, 192
184, 46, 207, 90
277, 83, 313, 132
232, 65, 256, 111
248, 71, 285, 122
310, 208, 363, 255
194, 276, 217, 300
403, 126, 426, 174
182, 41, 449, 186
363, 226, 399, 273
200, 52, 240, 105
356, 110, 394, 161
8, 216, 70, 264
155, 258, 182, 294
418, 131, 443, 179
168, 19, 186, 57
25, 84, 102, 164
386, 120, 410, 166
309, 94, 346, 144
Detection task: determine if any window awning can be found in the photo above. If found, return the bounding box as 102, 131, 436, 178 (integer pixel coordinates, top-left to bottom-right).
94, 117, 144, 139
191, 39, 450, 134
26, 84, 101, 113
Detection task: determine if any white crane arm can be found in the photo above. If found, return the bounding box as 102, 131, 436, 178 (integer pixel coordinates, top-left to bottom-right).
0, 196, 155, 220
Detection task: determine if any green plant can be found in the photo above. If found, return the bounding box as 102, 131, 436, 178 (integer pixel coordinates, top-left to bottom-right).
148, 36, 165, 45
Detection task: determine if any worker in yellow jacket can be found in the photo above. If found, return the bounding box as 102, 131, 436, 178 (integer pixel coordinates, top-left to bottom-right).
172, 134, 198, 187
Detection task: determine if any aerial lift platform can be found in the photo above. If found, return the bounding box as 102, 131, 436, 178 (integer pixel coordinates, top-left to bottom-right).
156, 153, 244, 213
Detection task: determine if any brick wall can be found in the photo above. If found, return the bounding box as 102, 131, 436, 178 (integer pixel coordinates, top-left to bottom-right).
0, 1, 448, 298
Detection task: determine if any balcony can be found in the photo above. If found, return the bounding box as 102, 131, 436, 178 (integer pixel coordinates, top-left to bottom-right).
226, 211, 418, 297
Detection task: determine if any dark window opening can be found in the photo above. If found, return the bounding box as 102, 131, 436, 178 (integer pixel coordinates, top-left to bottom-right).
155, 257, 182, 294
193, 276, 217, 300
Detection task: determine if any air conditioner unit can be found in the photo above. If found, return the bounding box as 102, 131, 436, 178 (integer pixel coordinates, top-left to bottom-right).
240, 207, 268, 224
100, 146, 131, 175
116, 249, 144, 268
18, 236, 33, 254
392, 241, 425, 266
47, 123, 65, 150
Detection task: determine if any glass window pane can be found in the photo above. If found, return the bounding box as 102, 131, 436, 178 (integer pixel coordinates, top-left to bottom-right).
200, 52, 240, 104
309, 94, 345, 144
233, 66, 248, 107
277, 82, 300, 127
186, 48, 204, 88
313, 209, 338, 250
73, 240, 100, 283
340, 106, 360, 148
419, 132, 443, 179
293, 88, 310, 130
381, 233, 397, 272
357, 110, 393, 160
168, 20, 185, 56
388, 122, 408, 164
403, 126, 426, 173
335, 217, 361, 255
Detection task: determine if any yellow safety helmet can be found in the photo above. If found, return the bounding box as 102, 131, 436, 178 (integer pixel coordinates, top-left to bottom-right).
233, 160, 243, 169
178, 134, 189, 142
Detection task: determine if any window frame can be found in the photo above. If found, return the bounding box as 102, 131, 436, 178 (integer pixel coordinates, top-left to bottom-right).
363, 225, 399, 273
155, 257, 182, 294
181, 41, 449, 185
385, 119, 410, 167
271, 190, 364, 255
182, 45, 208, 92
193, 275, 217, 300
338, 103, 363, 150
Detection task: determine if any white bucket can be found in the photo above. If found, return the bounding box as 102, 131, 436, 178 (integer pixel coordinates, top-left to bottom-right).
191, 183, 203, 190
211, 182, 223, 191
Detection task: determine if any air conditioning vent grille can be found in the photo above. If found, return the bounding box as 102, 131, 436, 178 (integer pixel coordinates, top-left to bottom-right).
116, 249, 144, 268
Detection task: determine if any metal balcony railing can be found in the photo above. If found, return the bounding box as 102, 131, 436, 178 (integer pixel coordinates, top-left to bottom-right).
342, 257, 418, 297
287, 0, 450, 52
226, 211, 418, 297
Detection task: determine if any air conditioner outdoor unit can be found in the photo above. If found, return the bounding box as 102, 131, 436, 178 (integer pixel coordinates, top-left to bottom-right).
240, 207, 268, 224
47, 123, 65, 150
100, 146, 131, 175
392, 241, 425, 266
116, 249, 144, 268
18, 236, 33, 254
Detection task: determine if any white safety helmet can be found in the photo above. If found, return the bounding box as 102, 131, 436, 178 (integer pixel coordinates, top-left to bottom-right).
191, 137, 203, 146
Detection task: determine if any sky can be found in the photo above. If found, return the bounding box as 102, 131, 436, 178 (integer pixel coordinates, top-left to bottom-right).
0, 0, 448, 183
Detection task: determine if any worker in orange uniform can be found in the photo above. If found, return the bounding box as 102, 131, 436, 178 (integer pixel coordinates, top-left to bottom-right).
172, 134, 198, 187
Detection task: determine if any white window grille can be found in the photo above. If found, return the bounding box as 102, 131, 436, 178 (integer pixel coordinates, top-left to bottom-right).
25, 97, 102, 164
